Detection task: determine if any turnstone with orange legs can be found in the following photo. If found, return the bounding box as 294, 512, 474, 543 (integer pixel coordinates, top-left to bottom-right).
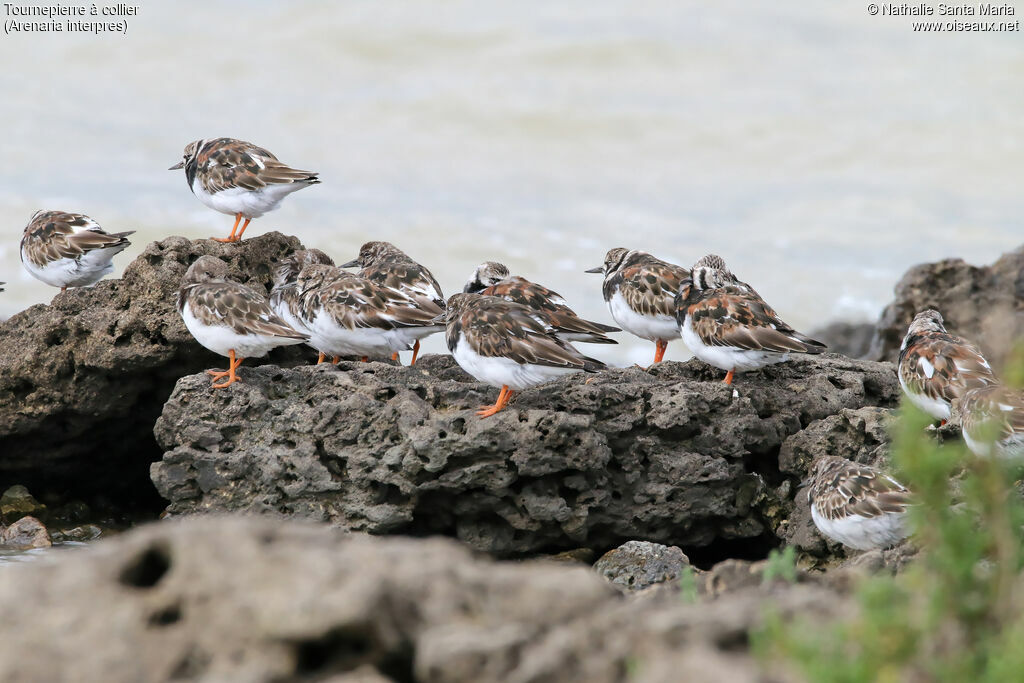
179, 256, 308, 388
805, 456, 912, 551
269, 249, 336, 363
464, 261, 619, 345
443, 293, 606, 418
295, 263, 439, 364
897, 309, 997, 425
675, 254, 826, 385
584, 248, 689, 364
169, 138, 319, 243
339, 241, 445, 365
20, 211, 133, 292
957, 385, 1024, 459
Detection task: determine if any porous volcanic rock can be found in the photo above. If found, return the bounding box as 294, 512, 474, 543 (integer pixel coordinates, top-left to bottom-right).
868, 245, 1024, 369
0, 233, 311, 509
0, 516, 846, 682
594, 540, 690, 591
152, 353, 900, 556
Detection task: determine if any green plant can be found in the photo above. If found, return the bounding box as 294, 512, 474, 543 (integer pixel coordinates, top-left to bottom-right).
753, 401, 1024, 681
678, 565, 698, 603
762, 545, 798, 585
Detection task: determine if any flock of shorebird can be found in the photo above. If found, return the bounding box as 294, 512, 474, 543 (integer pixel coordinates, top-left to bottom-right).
14, 136, 1023, 553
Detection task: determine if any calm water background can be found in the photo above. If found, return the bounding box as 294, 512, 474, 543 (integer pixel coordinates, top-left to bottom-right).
1, 1, 1020, 365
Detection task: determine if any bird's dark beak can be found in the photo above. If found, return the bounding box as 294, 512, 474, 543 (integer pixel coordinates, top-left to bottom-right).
168, 161, 184, 170
584, 266, 603, 274
339, 258, 359, 268
429, 312, 446, 325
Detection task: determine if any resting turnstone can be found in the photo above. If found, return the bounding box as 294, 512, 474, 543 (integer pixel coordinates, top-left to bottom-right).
20, 210, 134, 292
443, 293, 607, 418
295, 263, 439, 363
269, 249, 336, 363
169, 137, 319, 243
339, 241, 445, 365
806, 456, 912, 551
464, 261, 619, 344
898, 309, 997, 424
675, 254, 826, 385
585, 248, 689, 364
958, 385, 1024, 459
179, 256, 308, 388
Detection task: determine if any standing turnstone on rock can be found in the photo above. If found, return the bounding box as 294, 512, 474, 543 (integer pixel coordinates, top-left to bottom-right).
295, 262, 440, 364
269, 249, 336, 362
20, 210, 134, 292
178, 256, 308, 388
443, 292, 607, 418
675, 254, 826, 385
339, 241, 445, 365
464, 261, 619, 344
897, 309, 997, 424
806, 456, 912, 551
957, 385, 1024, 458
170, 138, 319, 243
585, 248, 689, 364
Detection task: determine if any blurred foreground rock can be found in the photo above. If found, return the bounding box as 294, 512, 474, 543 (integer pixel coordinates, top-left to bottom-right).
0, 516, 850, 682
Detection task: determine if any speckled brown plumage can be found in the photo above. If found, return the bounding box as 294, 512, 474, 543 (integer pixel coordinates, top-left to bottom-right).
175, 138, 319, 196
959, 385, 1024, 458
20, 210, 133, 269
807, 456, 912, 522
341, 241, 445, 315
595, 248, 690, 317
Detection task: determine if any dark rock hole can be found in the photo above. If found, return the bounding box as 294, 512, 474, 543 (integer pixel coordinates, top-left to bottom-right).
119, 543, 172, 588
148, 602, 182, 627
684, 533, 779, 571
293, 626, 414, 682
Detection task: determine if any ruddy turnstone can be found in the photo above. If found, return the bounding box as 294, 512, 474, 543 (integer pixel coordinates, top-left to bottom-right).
675, 254, 826, 385
295, 263, 440, 363
169, 137, 319, 243
957, 385, 1024, 458
898, 309, 997, 424
339, 241, 445, 365
584, 248, 689, 364
269, 249, 336, 362
806, 456, 912, 551
178, 255, 308, 388
20, 210, 133, 292
464, 261, 619, 344
443, 292, 607, 418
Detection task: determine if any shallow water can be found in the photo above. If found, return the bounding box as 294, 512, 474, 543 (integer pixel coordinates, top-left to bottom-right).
0, 541, 88, 567
1, 2, 1020, 365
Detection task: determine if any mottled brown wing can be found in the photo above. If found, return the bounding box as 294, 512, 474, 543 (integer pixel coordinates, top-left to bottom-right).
459, 298, 592, 369
609, 258, 690, 317
485, 277, 619, 338
899, 333, 997, 404
318, 274, 440, 331
199, 138, 316, 194
836, 469, 911, 519
21, 211, 131, 267
187, 282, 306, 339
360, 261, 445, 315
687, 287, 825, 353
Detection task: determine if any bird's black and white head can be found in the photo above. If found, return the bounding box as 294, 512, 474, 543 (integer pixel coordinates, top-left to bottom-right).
169, 139, 204, 189
341, 241, 406, 269
182, 255, 229, 285
907, 309, 946, 337
273, 249, 335, 287
584, 247, 632, 278
463, 261, 510, 293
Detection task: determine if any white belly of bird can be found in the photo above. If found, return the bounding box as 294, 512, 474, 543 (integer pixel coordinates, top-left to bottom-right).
307, 310, 399, 358
182, 303, 303, 359
22, 245, 123, 289
391, 325, 444, 349
608, 291, 680, 343
191, 179, 308, 219
681, 315, 787, 373
811, 506, 908, 551
453, 337, 580, 391
962, 429, 1024, 460
898, 373, 951, 421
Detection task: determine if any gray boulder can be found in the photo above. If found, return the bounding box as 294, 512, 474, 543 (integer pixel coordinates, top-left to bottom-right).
152, 353, 900, 556
0, 516, 845, 682
594, 540, 691, 591
0, 233, 309, 509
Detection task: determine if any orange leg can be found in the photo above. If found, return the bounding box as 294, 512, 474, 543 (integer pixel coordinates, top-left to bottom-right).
939, 419, 947, 427
332, 356, 340, 364
60, 286, 67, 293
723, 369, 734, 385
391, 352, 400, 363
212, 213, 243, 243
410, 340, 421, 366
235, 217, 253, 240
653, 339, 668, 364
206, 350, 244, 388
361, 356, 369, 363
317, 352, 326, 364
477, 385, 514, 418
